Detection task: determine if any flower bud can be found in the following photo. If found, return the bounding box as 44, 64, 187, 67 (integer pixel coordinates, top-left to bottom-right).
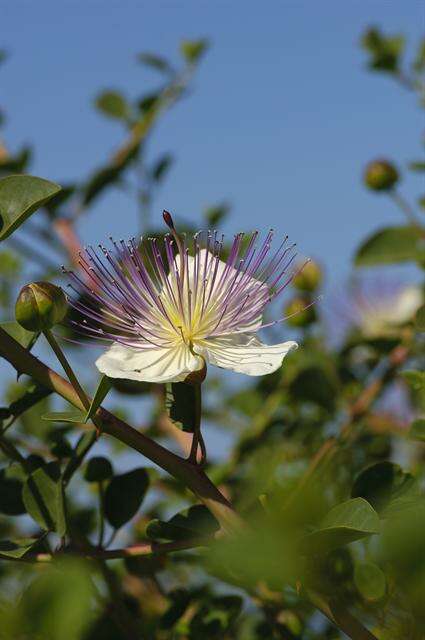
15, 281, 68, 331
285, 296, 316, 328
293, 260, 322, 292
364, 159, 399, 192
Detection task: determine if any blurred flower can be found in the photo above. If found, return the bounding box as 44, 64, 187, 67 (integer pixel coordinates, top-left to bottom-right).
327, 277, 423, 343
64, 214, 298, 383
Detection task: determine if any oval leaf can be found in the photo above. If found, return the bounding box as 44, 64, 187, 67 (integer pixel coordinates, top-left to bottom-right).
354, 225, 423, 266
104, 468, 149, 529
0, 175, 61, 240
301, 498, 380, 554
354, 561, 386, 601
22, 462, 66, 535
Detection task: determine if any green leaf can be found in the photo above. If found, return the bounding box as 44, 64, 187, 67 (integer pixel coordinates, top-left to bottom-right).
415, 305, 425, 331
204, 203, 230, 227
352, 462, 419, 515
137, 52, 173, 74
354, 561, 386, 601
409, 419, 425, 442
409, 161, 425, 172
401, 370, 425, 392
180, 39, 208, 64
22, 462, 66, 534
1, 320, 38, 349
354, 226, 424, 266
84, 456, 113, 483
146, 505, 220, 542
165, 382, 197, 432
0, 538, 38, 559
361, 28, 404, 73
0, 175, 61, 240
0, 381, 51, 425
104, 468, 149, 529
41, 411, 86, 423
151, 154, 173, 182
95, 90, 129, 120
0, 467, 26, 515
301, 498, 380, 554
85, 374, 112, 422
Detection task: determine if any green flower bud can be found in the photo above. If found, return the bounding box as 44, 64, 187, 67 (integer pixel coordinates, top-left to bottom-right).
364, 159, 399, 192
285, 296, 316, 328
15, 281, 68, 331
293, 260, 323, 292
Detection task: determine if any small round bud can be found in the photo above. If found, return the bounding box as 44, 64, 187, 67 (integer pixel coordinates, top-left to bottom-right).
15, 281, 68, 331
285, 296, 316, 328
293, 260, 322, 292
364, 159, 399, 192
162, 209, 175, 229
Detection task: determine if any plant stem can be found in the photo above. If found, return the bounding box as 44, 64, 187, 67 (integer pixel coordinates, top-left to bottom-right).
43, 329, 90, 411
390, 190, 423, 229
97, 481, 105, 548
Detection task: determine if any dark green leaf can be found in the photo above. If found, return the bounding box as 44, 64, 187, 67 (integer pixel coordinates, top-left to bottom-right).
1, 321, 38, 349
0, 381, 51, 424
104, 468, 149, 529
165, 382, 197, 432
84, 456, 113, 483
85, 375, 112, 422
137, 52, 173, 74
151, 154, 173, 182
146, 504, 219, 541
95, 91, 129, 120
204, 203, 230, 227
354, 226, 424, 266
409, 419, 425, 442
352, 462, 419, 515
0, 175, 61, 240
361, 28, 404, 73
0, 538, 38, 559
354, 561, 386, 601
0, 467, 26, 515
42, 411, 86, 423
301, 498, 380, 554
180, 39, 208, 64
22, 462, 66, 534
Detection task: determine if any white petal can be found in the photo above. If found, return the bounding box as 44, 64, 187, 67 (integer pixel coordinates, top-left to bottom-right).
196, 333, 297, 376
96, 341, 204, 383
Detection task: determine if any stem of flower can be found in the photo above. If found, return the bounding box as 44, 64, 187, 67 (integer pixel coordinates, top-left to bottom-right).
188, 383, 206, 466
389, 190, 423, 229
43, 329, 90, 411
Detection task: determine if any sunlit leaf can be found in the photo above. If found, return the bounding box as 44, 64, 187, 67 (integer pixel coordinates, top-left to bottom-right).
42, 411, 86, 423
85, 374, 112, 422
0, 320, 38, 349
0, 175, 61, 240
354, 226, 424, 266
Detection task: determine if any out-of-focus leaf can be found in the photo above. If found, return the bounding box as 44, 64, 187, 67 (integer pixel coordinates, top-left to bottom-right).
151, 153, 173, 182
0, 467, 26, 515
361, 27, 404, 73
180, 39, 208, 64
138, 91, 161, 114
0, 175, 61, 240
165, 382, 198, 432
137, 52, 173, 74
301, 498, 380, 554
81, 143, 139, 206
84, 456, 113, 482
189, 595, 243, 638
204, 203, 230, 227
409, 161, 425, 172
85, 374, 112, 422
95, 90, 129, 120
104, 468, 149, 529
0, 381, 50, 424
146, 504, 219, 541
0, 146, 32, 175
0, 50, 7, 66
0, 538, 38, 559
415, 304, 425, 331
22, 462, 66, 534
354, 226, 423, 266
1, 320, 38, 349
352, 461, 420, 515
18, 558, 95, 640
42, 411, 86, 423
43, 184, 75, 215
401, 370, 425, 391
413, 39, 425, 72
159, 588, 192, 630
354, 561, 386, 601
409, 418, 425, 442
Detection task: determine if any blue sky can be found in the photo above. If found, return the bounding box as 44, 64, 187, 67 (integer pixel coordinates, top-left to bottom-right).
2, 1, 424, 283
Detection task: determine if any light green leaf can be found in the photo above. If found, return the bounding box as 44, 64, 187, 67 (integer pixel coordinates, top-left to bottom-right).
85, 375, 112, 422
22, 462, 66, 535
1, 320, 38, 349
180, 39, 208, 64
0, 175, 61, 240
409, 418, 425, 442
42, 411, 86, 424
301, 498, 380, 554
354, 226, 424, 266
0, 538, 38, 559
354, 561, 386, 601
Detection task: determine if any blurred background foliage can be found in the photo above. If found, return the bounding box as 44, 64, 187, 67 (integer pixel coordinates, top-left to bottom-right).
0, 18, 424, 640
